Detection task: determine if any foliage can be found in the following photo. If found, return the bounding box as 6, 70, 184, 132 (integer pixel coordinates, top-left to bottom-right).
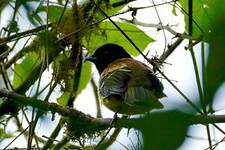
179, 0, 225, 41
83, 21, 153, 56
206, 17, 225, 109
137, 111, 190, 150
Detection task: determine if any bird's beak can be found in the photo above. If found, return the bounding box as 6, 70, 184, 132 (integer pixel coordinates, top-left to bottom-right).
85, 56, 97, 62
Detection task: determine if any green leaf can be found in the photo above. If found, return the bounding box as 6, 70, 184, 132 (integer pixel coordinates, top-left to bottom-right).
0, 128, 14, 139
12, 31, 62, 93
178, 1, 225, 106
57, 92, 71, 106
178, 1, 225, 41
15, 0, 41, 26
106, 0, 126, 16
134, 111, 190, 150
29, 10, 44, 25
206, 18, 225, 106
172, 3, 177, 16
53, 53, 91, 96
13, 52, 41, 90
82, 0, 125, 21
178, 0, 207, 38
52, 54, 72, 92
37, 5, 65, 23
84, 21, 153, 56
77, 61, 92, 95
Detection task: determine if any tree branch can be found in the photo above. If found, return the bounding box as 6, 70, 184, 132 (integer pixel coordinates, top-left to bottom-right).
122, 18, 201, 41
1, 89, 225, 131
0, 24, 51, 46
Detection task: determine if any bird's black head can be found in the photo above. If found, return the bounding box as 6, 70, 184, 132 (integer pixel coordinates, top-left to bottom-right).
86, 43, 131, 74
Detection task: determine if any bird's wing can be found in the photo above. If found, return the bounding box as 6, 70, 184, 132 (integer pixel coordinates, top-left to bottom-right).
99, 67, 164, 109
99, 67, 131, 98
147, 70, 167, 98
125, 86, 163, 109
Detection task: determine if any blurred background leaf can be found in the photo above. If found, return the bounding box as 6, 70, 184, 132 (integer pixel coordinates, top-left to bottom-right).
36, 5, 65, 23
57, 91, 71, 106
106, 0, 127, 16
77, 61, 92, 95
206, 16, 225, 109
13, 52, 40, 90
134, 111, 190, 150
0, 128, 14, 139
178, 0, 225, 41
178, 0, 225, 112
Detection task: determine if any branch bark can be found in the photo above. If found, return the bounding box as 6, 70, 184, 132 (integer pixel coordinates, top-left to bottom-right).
1, 89, 225, 132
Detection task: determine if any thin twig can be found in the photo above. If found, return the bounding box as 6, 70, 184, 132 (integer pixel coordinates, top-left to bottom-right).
42, 119, 65, 150
151, 0, 167, 53
0, 24, 51, 46
0, 63, 12, 90
57, 0, 69, 26
3, 126, 29, 150
4, 36, 32, 69
204, 137, 225, 150
96, 116, 127, 150
122, 18, 202, 41
56, 1, 177, 43
159, 38, 183, 62
52, 136, 70, 150
173, 1, 205, 35
91, 78, 102, 118
122, 18, 178, 35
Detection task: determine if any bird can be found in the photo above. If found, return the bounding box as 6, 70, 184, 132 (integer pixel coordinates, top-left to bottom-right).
86, 43, 166, 115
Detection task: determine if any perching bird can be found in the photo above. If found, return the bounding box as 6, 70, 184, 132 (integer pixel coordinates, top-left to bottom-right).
86, 43, 166, 115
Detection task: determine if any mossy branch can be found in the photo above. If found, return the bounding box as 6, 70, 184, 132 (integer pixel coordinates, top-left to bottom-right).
1, 89, 225, 133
